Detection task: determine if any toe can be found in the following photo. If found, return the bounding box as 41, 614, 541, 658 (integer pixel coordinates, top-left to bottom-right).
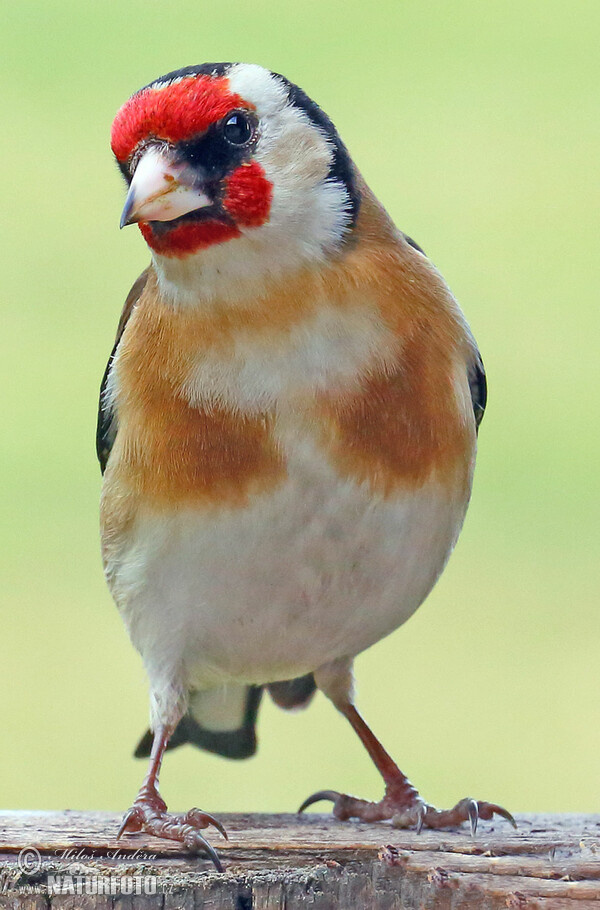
299, 789, 397, 823
416, 797, 516, 832
298, 785, 514, 833
298, 790, 341, 813
117, 806, 144, 838
181, 827, 223, 872
116, 801, 224, 871
390, 802, 424, 831
184, 809, 228, 840
475, 800, 517, 829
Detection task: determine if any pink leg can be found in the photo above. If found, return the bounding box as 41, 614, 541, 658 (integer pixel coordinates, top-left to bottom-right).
300, 703, 515, 834
118, 724, 227, 869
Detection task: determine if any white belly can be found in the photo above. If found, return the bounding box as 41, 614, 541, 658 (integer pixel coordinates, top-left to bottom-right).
107, 439, 470, 699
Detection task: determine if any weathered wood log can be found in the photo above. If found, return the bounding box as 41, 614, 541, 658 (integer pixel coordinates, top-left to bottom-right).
0, 812, 598, 908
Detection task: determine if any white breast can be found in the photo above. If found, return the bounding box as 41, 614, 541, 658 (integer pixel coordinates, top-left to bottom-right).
181, 299, 399, 413
106, 434, 471, 725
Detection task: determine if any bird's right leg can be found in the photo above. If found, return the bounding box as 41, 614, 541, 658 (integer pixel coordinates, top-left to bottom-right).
300, 659, 515, 834
118, 720, 227, 870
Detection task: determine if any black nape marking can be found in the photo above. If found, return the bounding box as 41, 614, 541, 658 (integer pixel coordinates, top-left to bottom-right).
274, 73, 361, 229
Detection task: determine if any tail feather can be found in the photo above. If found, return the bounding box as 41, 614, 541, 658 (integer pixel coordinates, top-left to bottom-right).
134, 674, 317, 761
268, 673, 316, 710
134, 685, 263, 761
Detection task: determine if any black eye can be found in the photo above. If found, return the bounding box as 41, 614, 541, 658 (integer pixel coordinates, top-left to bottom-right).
222, 111, 255, 145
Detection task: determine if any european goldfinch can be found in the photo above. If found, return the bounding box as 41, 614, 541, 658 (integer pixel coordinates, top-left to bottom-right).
98, 62, 513, 868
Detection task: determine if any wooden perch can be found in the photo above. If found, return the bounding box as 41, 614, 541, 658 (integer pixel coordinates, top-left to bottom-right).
0, 812, 598, 908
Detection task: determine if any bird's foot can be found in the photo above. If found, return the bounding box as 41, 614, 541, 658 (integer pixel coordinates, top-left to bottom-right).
117, 786, 227, 870
299, 779, 515, 835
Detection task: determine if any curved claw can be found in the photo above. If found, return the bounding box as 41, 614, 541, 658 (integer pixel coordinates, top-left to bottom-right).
298, 786, 517, 837
182, 828, 223, 872
478, 802, 518, 829
117, 807, 143, 839
467, 798, 479, 837
116, 803, 225, 872
185, 809, 229, 840
298, 790, 341, 813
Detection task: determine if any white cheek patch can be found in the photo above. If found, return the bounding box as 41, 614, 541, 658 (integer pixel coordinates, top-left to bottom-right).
254, 102, 352, 255
228, 64, 352, 259
228, 65, 353, 268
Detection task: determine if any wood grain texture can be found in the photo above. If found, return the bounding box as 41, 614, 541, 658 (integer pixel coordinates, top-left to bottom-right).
0, 812, 599, 908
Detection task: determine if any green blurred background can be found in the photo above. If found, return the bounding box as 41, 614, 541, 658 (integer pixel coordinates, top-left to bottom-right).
1, 0, 598, 817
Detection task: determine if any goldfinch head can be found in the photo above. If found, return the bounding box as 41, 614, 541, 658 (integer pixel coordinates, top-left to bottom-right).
112, 63, 360, 295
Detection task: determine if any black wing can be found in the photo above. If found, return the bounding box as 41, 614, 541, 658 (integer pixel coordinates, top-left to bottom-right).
402, 232, 426, 255
468, 349, 487, 431
402, 232, 487, 430
134, 673, 317, 761
96, 269, 149, 473
134, 686, 264, 761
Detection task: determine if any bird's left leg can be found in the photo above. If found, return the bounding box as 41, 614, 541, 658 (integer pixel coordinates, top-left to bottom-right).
300, 659, 515, 834
117, 722, 226, 869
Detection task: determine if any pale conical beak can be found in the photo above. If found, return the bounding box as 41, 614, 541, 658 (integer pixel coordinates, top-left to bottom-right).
120, 147, 212, 228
